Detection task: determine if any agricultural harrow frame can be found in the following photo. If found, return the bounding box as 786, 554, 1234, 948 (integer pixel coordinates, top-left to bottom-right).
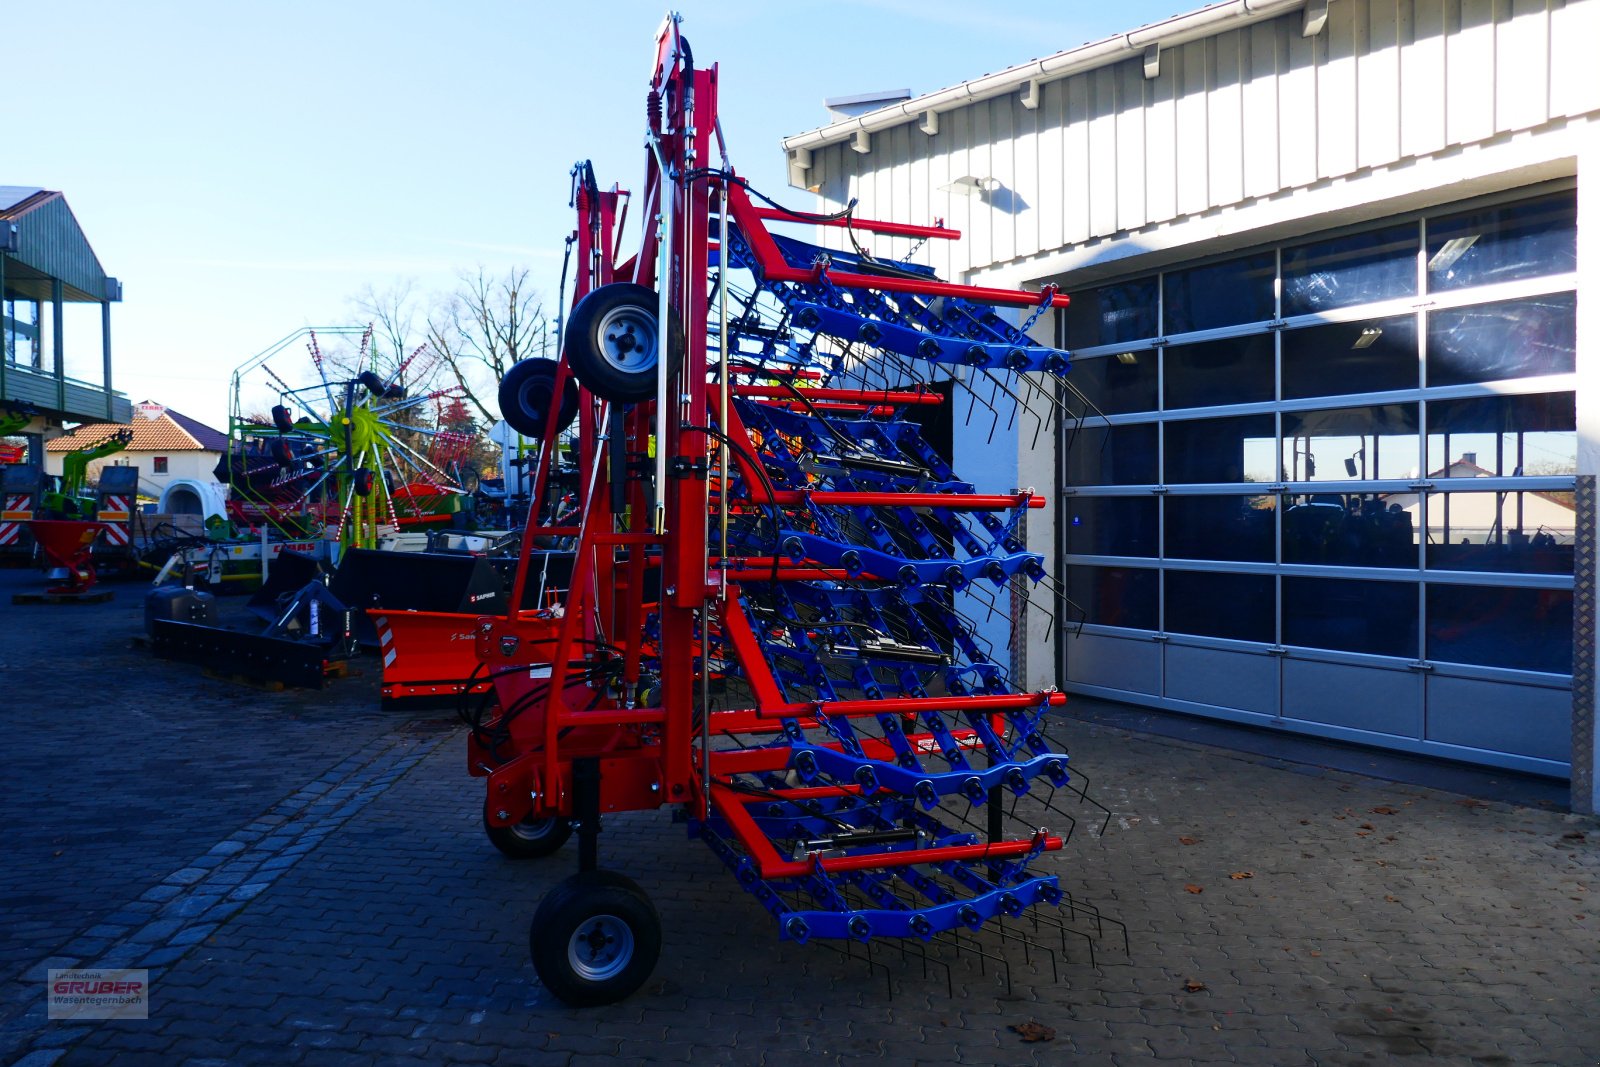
470, 15, 1117, 1006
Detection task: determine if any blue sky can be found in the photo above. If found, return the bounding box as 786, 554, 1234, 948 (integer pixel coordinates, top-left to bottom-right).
13, 0, 1192, 428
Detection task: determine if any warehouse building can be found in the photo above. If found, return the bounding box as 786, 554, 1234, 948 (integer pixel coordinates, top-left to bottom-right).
782, 0, 1599, 809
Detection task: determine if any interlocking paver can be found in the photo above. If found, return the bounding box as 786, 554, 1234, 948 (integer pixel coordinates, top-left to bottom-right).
3, 567, 1599, 1064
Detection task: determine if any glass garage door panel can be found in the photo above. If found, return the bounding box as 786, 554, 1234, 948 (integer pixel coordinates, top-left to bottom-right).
1426, 293, 1576, 387
1282, 492, 1418, 569
1063, 277, 1160, 349
1165, 495, 1276, 563
1425, 675, 1570, 763
1165, 414, 1277, 484
1062, 496, 1158, 557
1163, 252, 1276, 334
1425, 392, 1575, 479
1166, 570, 1275, 643
1425, 192, 1576, 293
1425, 584, 1573, 674
1065, 631, 1161, 694
1164, 334, 1274, 410
1283, 577, 1419, 658
1281, 403, 1419, 483
1064, 565, 1158, 630
1281, 314, 1418, 400
1282, 658, 1423, 737
1282, 223, 1419, 316
1425, 490, 1575, 574
1065, 423, 1158, 486
1065, 352, 1158, 416
1165, 643, 1279, 717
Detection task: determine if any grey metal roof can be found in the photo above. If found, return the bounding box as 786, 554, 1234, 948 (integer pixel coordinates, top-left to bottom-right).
0, 186, 116, 303
0, 186, 45, 213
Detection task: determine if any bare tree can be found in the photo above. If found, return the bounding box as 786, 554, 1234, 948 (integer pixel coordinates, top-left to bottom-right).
427, 267, 554, 425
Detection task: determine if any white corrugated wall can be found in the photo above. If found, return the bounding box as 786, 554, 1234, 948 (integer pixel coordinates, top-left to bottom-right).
807, 0, 1600, 281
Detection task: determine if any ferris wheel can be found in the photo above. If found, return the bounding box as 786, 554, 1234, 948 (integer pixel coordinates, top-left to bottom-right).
224, 326, 475, 551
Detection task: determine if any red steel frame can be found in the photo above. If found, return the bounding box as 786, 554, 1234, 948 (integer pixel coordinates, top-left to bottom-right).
472, 19, 1070, 882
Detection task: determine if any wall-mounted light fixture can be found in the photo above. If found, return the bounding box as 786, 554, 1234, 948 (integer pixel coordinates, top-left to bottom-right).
939, 175, 1000, 196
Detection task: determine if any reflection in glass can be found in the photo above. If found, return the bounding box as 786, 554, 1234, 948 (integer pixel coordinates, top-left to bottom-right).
1164, 334, 1274, 410
1424, 491, 1574, 575
1426, 292, 1575, 386
1064, 564, 1157, 630
1425, 392, 1575, 477
1281, 314, 1418, 400
1282, 223, 1418, 316
1281, 492, 1417, 568
3, 298, 40, 368
1063, 277, 1159, 349
1063, 496, 1158, 557
1281, 404, 1419, 482
1426, 192, 1577, 292
1065, 351, 1158, 416
1163, 252, 1277, 335
1283, 577, 1418, 658
1426, 585, 1572, 673
1165, 495, 1276, 562
1165, 414, 1276, 484
1166, 570, 1275, 642
1063, 423, 1158, 486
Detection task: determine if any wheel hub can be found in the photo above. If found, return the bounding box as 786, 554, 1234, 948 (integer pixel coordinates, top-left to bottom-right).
598, 308, 657, 371
568, 914, 633, 981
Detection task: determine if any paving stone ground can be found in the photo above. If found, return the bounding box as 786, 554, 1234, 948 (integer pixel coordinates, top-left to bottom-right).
3, 566, 1598, 1065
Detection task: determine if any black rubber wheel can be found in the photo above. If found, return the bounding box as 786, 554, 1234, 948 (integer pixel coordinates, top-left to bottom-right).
484, 810, 572, 859
563, 282, 684, 403
358, 370, 388, 396
498, 358, 579, 440
530, 870, 661, 1007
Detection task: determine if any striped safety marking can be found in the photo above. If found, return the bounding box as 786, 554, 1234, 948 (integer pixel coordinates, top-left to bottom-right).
0, 495, 27, 546
374, 615, 398, 667
98, 495, 132, 546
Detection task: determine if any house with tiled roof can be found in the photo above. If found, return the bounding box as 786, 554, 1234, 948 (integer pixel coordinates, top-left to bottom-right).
44, 401, 227, 504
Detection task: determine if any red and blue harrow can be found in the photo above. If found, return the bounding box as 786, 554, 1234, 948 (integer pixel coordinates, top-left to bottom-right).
468, 16, 1119, 1005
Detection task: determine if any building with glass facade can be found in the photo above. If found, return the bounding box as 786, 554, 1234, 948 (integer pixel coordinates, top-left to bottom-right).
782, 0, 1599, 808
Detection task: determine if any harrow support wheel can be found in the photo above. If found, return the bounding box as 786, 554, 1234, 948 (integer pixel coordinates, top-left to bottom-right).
563, 282, 683, 402
498, 357, 579, 439
530, 870, 661, 1007
484, 811, 573, 859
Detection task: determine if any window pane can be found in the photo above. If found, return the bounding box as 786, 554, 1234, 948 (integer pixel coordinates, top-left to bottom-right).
1063, 277, 1159, 348
1164, 334, 1274, 410
1424, 490, 1575, 575
1281, 314, 1418, 400
1166, 570, 1275, 642
1282, 223, 1419, 316
1165, 414, 1277, 484
1064, 423, 1158, 486
1062, 496, 1158, 557
1281, 403, 1419, 482
1282, 492, 1418, 568
1426, 585, 1572, 673
1426, 392, 1575, 478
1426, 292, 1575, 387
1283, 577, 1418, 658
1426, 192, 1577, 292
1163, 252, 1277, 335
1065, 352, 1157, 415
1064, 564, 1157, 630
1165, 495, 1277, 562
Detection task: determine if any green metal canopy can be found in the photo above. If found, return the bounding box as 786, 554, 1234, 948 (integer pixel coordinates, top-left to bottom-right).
1, 186, 129, 425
